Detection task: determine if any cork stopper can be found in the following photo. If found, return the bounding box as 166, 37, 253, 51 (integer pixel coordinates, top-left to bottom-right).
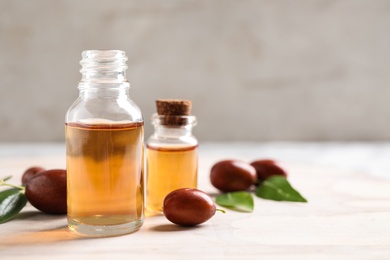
156, 99, 192, 126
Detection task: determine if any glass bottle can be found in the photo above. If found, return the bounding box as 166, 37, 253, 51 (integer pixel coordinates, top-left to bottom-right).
146, 106, 198, 215
65, 50, 144, 237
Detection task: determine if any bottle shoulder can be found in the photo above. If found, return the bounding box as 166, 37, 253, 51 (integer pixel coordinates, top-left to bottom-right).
66, 96, 143, 123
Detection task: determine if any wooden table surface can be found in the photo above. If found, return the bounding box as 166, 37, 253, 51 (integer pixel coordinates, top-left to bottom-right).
1, 142, 390, 259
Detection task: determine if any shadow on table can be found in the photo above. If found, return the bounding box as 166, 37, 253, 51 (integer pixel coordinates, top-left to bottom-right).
1, 211, 84, 246
11, 211, 45, 220
149, 224, 201, 232
1, 226, 82, 246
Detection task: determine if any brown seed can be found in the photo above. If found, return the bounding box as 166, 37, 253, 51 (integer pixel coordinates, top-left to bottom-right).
250, 159, 287, 182
210, 160, 257, 192
163, 188, 216, 226
21, 166, 45, 186
25, 169, 67, 214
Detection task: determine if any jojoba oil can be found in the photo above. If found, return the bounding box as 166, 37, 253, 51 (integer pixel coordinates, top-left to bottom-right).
66, 121, 144, 236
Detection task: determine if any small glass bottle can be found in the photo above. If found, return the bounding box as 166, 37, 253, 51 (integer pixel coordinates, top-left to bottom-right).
146, 100, 198, 214
65, 50, 144, 237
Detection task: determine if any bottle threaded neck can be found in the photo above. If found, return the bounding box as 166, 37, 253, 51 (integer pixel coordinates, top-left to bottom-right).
79, 50, 129, 87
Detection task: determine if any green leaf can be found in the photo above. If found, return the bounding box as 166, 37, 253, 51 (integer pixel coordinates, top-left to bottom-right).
0, 188, 20, 202
255, 176, 307, 203
215, 191, 254, 212
0, 190, 27, 224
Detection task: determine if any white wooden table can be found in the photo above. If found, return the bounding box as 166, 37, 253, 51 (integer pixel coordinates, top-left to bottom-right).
1, 142, 390, 259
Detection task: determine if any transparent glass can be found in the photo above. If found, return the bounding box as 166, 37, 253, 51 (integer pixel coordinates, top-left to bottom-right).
65, 50, 144, 237
146, 114, 198, 215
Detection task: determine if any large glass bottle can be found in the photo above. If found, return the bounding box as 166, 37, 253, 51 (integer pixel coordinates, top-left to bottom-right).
146, 100, 198, 214
65, 50, 144, 237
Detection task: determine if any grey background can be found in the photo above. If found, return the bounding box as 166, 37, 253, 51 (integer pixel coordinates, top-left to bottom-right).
1, 0, 389, 142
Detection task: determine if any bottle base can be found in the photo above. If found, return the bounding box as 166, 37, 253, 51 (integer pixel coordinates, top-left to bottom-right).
68, 217, 143, 237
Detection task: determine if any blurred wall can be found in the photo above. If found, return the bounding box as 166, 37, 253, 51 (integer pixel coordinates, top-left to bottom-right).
1, 0, 390, 142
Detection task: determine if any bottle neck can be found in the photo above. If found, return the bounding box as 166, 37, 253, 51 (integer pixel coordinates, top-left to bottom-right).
78, 50, 130, 90
153, 125, 194, 138
79, 87, 129, 98
151, 114, 197, 138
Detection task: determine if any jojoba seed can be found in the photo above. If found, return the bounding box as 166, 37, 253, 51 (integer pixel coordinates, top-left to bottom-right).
210, 160, 257, 192
21, 166, 45, 186
250, 159, 287, 182
25, 169, 67, 214
163, 188, 216, 226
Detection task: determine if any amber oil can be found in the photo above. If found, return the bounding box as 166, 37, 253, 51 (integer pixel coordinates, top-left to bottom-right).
146, 144, 197, 214
66, 121, 144, 236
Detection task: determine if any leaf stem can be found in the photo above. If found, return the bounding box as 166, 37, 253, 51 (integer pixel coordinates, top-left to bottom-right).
216, 208, 226, 214
0, 177, 25, 191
